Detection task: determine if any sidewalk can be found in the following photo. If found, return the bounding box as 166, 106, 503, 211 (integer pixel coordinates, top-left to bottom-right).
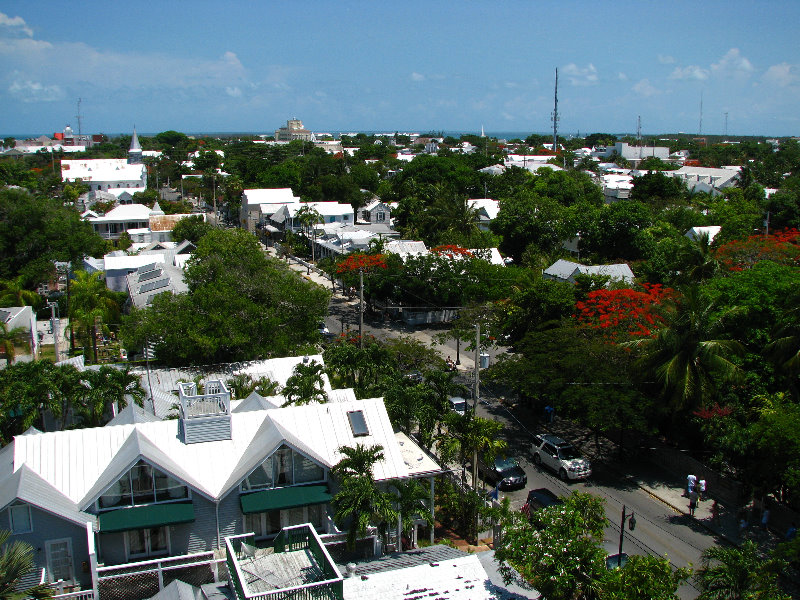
539, 416, 786, 552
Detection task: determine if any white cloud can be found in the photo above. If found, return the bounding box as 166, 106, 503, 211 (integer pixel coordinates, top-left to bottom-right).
0, 12, 33, 37
410, 72, 425, 82
658, 54, 675, 65
763, 63, 798, 88
712, 48, 754, 74
632, 78, 659, 97
670, 65, 709, 81
9, 79, 63, 102
226, 86, 242, 97
562, 63, 598, 86
617, 72, 628, 81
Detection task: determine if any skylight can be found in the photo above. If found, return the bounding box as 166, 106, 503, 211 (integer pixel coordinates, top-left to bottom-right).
347, 410, 369, 437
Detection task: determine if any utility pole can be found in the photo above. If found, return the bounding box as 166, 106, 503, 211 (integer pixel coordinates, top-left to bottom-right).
358, 268, 364, 348
473, 323, 480, 411
48, 302, 60, 362
617, 505, 637, 568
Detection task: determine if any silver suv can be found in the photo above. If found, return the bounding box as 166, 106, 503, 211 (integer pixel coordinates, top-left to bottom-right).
531, 433, 591, 481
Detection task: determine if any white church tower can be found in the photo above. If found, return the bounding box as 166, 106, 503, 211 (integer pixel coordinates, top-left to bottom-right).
128, 127, 143, 165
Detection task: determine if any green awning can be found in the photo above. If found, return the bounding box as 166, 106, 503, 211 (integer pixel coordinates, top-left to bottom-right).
240, 485, 331, 514
98, 502, 195, 533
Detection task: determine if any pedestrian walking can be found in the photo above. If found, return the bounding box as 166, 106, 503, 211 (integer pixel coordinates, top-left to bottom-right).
710, 500, 720, 526
686, 474, 697, 497
544, 405, 555, 423
761, 505, 771, 531
688, 489, 699, 517
698, 479, 706, 501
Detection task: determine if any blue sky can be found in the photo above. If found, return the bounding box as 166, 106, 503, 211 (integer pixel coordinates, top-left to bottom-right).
1, 1, 799, 137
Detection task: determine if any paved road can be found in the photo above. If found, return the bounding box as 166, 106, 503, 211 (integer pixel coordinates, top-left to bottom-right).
285, 254, 717, 598
475, 396, 709, 599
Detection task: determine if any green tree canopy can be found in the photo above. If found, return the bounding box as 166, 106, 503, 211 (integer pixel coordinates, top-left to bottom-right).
121, 228, 329, 365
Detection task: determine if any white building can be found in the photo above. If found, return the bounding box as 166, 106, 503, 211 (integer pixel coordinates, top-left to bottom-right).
241, 188, 301, 231
61, 129, 147, 197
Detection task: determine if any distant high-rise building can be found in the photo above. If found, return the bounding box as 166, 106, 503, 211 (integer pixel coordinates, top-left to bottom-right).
275, 118, 312, 142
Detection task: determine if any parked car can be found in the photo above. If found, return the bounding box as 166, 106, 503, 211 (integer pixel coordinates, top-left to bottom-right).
605, 552, 629, 570
448, 396, 467, 416
478, 455, 527, 491
531, 433, 591, 481
521, 487, 562, 519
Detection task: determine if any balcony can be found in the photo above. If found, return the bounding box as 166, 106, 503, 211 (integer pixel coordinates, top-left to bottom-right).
225, 524, 343, 600
177, 380, 231, 444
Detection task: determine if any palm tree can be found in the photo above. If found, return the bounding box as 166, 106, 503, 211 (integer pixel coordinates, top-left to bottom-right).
0, 529, 53, 600
437, 412, 506, 489
332, 443, 385, 481
281, 361, 326, 406
680, 232, 721, 283
0, 324, 29, 365
392, 479, 434, 550
765, 303, 800, 394
295, 205, 323, 268
0, 278, 40, 309
624, 286, 745, 410
77, 366, 145, 427
331, 443, 397, 550
695, 541, 789, 600
69, 270, 121, 364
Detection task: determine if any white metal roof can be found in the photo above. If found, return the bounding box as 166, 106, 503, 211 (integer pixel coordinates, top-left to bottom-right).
104, 253, 166, 271
61, 159, 145, 183
243, 188, 299, 206
8, 397, 422, 513
342, 554, 502, 600
91, 203, 152, 223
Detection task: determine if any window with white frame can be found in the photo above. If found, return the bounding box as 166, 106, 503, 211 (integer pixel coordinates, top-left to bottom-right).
240, 445, 325, 491
9, 504, 32, 534
126, 526, 169, 559
98, 460, 188, 510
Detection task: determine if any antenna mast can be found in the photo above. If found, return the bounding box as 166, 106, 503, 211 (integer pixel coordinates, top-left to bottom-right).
551, 68, 559, 153
75, 98, 83, 137
637, 115, 642, 160
724, 112, 729, 137
698, 91, 703, 136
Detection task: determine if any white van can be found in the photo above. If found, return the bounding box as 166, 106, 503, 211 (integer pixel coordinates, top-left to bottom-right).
448, 396, 467, 416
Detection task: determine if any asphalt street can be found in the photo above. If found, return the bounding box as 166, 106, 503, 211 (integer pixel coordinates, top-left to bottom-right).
292, 254, 717, 599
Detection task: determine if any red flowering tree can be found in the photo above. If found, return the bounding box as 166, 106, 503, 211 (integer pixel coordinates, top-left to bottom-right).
715, 228, 800, 272
574, 283, 674, 340
336, 253, 388, 274
431, 244, 474, 259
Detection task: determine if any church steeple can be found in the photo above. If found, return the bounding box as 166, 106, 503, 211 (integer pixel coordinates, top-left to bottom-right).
128, 126, 142, 164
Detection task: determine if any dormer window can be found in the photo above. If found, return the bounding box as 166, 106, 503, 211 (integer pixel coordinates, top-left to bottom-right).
241, 445, 324, 491
99, 460, 188, 510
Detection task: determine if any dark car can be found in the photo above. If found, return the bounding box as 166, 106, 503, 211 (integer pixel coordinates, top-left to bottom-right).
479, 456, 527, 491
521, 487, 562, 519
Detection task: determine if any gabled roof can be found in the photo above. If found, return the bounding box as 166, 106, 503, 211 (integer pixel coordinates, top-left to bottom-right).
5, 398, 425, 515
685, 226, 721, 243
108, 402, 162, 426
544, 259, 634, 284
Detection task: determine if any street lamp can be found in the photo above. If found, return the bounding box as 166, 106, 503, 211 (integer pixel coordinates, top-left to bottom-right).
617, 505, 636, 568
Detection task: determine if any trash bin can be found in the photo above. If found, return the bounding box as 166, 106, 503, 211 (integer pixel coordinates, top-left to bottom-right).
479, 352, 490, 369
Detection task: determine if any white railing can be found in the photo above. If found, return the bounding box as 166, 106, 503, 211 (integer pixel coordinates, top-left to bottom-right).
53, 590, 95, 600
